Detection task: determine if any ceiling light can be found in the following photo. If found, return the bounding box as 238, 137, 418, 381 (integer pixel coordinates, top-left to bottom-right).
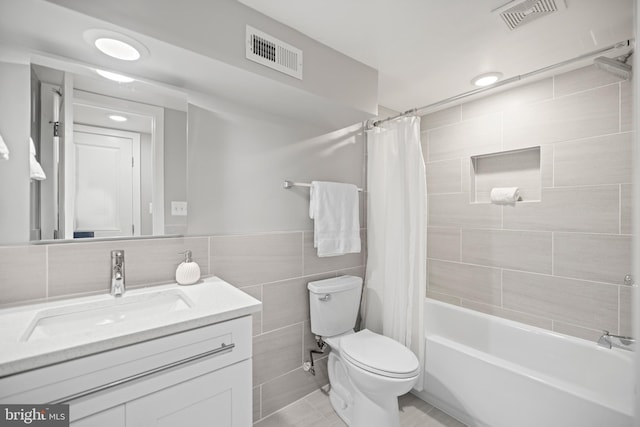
109, 115, 128, 122
96, 69, 135, 83
84, 29, 149, 61
95, 38, 140, 61
472, 72, 503, 87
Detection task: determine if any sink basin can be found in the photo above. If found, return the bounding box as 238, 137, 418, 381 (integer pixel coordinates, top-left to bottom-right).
21, 289, 193, 342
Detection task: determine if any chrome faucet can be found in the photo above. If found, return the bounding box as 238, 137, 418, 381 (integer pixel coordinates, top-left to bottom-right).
110, 250, 125, 297
597, 330, 635, 351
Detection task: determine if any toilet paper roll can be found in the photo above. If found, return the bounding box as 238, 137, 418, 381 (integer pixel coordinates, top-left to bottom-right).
490, 187, 520, 204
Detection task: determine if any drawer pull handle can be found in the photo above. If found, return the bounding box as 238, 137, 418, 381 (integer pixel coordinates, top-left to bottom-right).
50, 342, 235, 404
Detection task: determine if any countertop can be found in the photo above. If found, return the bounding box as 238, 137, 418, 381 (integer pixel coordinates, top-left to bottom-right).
0, 276, 261, 377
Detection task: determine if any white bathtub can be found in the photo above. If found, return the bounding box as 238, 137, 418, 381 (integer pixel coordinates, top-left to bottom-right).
414, 298, 634, 427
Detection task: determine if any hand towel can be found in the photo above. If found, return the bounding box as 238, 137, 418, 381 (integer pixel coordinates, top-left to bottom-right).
0, 134, 9, 160
309, 181, 361, 257
29, 137, 46, 181
490, 187, 520, 204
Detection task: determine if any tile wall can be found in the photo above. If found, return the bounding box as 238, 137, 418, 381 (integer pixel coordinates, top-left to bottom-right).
422, 64, 634, 340
0, 231, 365, 422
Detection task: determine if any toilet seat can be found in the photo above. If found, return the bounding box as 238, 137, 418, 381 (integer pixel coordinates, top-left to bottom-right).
340, 329, 420, 379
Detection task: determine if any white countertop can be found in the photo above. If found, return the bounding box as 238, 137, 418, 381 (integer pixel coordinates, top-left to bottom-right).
0, 276, 261, 377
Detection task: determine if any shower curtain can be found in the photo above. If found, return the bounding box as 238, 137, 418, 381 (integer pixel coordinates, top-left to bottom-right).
363, 116, 427, 390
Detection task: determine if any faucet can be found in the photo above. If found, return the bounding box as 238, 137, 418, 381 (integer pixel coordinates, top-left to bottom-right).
597, 330, 635, 351
110, 250, 125, 297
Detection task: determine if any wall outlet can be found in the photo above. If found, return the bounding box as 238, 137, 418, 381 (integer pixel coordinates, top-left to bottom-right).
171, 201, 188, 216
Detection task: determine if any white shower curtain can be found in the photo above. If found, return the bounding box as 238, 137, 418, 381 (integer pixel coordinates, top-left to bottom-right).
363, 116, 427, 390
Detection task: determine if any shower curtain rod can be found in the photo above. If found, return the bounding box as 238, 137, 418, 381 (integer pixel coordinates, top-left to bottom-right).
370, 39, 634, 129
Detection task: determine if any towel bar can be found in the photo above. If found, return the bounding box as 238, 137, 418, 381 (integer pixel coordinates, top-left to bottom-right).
283, 180, 364, 192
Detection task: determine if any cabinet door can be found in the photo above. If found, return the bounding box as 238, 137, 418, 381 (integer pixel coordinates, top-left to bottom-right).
71, 405, 125, 427
126, 360, 251, 427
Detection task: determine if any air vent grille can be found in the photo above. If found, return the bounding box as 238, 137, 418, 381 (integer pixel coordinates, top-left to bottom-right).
496, 0, 566, 31
246, 26, 303, 80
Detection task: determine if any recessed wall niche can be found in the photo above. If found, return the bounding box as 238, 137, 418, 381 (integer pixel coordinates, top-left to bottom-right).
470, 146, 541, 204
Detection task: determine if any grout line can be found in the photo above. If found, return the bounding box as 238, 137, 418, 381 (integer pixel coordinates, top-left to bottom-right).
258, 385, 262, 422
430, 258, 621, 288
619, 82, 622, 133
551, 232, 554, 276
500, 269, 503, 307
255, 321, 307, 337
553, 80, 621, 100
619, 184, 622, 235
551, 144, 555, 188
301, 322, 305, 364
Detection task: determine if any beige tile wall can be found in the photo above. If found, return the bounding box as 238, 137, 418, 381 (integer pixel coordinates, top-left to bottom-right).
422, 64, 634, 341
0, 231, 365, 422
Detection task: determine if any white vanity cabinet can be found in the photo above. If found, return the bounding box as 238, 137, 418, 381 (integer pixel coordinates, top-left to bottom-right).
0, 315, 253, 427
72, 406, 125, 427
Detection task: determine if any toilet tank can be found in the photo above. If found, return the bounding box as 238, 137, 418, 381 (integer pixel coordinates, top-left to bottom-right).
308, 275, 363, 337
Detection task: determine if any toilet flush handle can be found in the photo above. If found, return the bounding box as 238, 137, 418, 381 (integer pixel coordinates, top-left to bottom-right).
319, 294, 331, 302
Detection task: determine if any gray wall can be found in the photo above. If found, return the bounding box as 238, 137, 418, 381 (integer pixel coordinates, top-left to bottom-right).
0, 61, 31, 244
46, 0, 378, 117
423, 64, 633, 341
0, 230, 365, 422
139, 132, 152, 235
163, 108, 187, 235
187, 104, 365, 235
0, 100, 367, 421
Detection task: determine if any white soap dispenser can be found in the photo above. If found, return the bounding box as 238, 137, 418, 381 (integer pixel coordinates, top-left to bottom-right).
176, 250, 201, 285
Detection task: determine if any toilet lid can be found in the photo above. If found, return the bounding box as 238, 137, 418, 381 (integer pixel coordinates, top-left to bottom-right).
340, 329, 420, 379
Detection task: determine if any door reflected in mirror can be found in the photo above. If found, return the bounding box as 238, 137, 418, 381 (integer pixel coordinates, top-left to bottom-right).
28, 63, 188, 243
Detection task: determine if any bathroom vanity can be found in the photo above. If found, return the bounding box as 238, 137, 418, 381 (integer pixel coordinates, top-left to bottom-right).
0, 277, 261, 426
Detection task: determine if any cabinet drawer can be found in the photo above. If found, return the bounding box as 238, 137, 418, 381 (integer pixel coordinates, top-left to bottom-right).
0, 316, 252, 405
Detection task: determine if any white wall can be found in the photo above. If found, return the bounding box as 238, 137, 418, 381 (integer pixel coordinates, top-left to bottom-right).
0, 62, 31, 244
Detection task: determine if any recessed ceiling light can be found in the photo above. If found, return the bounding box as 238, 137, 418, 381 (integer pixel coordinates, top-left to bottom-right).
96, 69, 135, 83
84, 29, 149, 61
95, 38, 140, 61
109, 115, 128, 122
471, 72, 503, 87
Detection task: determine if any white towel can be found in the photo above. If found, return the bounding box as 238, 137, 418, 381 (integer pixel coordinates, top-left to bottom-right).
29, 137, 46, 181
0, 134, 9, 160
490, 187, 520, 204
309, 181, 361, 257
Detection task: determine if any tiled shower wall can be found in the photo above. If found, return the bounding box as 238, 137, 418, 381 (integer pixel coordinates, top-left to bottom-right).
422, 64, 633, 340
0, 231, 365, 422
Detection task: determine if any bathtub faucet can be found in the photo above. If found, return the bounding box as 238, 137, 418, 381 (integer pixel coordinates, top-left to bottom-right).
597, 331, 635, 351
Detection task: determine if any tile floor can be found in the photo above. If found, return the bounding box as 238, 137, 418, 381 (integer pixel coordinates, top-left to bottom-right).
254, 385, 467, 427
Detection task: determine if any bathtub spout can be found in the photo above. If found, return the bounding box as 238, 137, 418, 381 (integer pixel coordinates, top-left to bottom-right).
597, 331, 635, 351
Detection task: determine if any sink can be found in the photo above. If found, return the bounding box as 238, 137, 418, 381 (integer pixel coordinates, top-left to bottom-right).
21, 289, 193, 342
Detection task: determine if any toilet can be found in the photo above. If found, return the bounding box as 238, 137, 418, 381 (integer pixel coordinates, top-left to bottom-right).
308, 275, 420, 427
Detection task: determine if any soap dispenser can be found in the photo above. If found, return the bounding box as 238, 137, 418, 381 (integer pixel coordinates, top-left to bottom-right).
176, 250, 201, 285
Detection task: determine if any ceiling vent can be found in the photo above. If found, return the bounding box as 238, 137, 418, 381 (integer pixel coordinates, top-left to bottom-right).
246, 26, 303, 80
493, 0, 567, 31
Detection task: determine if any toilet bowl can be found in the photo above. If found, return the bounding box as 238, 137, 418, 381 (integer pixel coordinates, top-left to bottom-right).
308, 276, 421, 427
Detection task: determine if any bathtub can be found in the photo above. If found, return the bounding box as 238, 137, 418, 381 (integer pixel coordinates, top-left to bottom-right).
413, 299, 634, 427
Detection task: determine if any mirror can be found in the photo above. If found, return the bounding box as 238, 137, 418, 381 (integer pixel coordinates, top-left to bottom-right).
28, 61, 188, 243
